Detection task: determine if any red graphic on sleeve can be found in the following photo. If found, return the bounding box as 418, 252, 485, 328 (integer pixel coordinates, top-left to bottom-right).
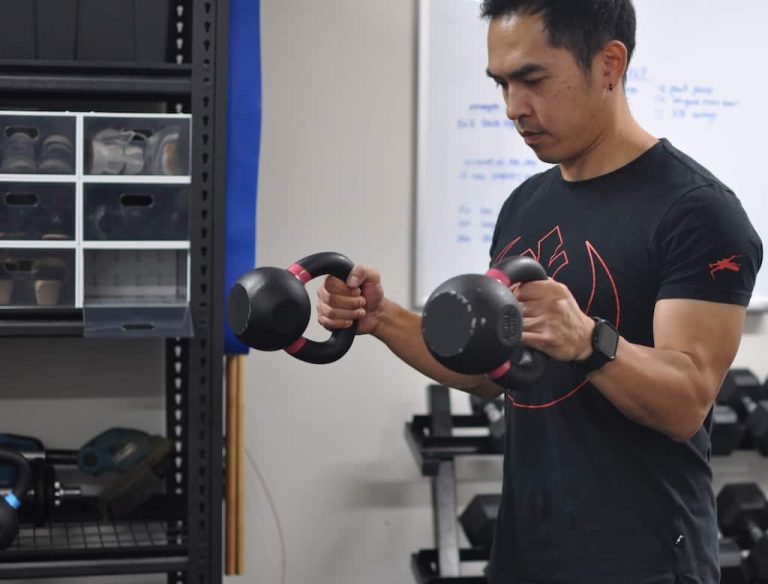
709, 255, 742, 279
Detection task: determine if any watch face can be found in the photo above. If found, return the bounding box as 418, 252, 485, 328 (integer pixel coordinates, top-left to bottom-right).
595, 320, 619, 359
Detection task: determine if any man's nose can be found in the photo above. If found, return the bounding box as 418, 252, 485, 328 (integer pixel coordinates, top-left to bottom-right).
504, 88, 531, 122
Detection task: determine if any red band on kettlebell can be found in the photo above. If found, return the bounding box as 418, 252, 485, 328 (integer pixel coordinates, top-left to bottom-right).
284, 336, 307, 355
487, 360, 511, 380
288, 263, 313, 284
485, 268, 511, 288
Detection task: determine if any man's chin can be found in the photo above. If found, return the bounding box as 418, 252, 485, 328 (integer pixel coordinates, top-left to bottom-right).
527, 145, 559, 165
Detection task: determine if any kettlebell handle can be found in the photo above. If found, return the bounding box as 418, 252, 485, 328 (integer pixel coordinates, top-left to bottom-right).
484, 256, 549, 388
283, 252, 357, 365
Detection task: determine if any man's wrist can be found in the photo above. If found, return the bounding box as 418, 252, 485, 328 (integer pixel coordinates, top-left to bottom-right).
372, 297, 401, 341
574, 315, 597, 361
574, 316, 620, 373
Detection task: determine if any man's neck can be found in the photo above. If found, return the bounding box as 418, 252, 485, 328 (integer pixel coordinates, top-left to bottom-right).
559, 111, 658, 182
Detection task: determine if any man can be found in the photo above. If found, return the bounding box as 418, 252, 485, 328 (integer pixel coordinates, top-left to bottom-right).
318, 1, 762, 582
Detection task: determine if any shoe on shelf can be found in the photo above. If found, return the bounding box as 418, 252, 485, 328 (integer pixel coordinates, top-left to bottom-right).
38, 134, 74, 174
90, 128, 146, 175
0, 129, 37, 174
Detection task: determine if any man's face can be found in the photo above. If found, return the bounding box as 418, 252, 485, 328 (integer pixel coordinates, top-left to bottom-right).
486, 12, 606, 165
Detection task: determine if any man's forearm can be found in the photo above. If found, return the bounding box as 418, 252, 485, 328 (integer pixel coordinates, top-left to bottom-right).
588, 338, 716, 442
373, 298, 504, 399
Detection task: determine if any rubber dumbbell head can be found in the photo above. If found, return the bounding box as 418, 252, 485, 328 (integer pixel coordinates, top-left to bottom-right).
460, 494, 501, 549
717, 482, 768, 550
719, 537, 747, 584
720, 369, 768, 455
712, 405, 745, 456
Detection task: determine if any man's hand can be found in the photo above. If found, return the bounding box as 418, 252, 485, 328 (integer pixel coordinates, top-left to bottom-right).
317, 265, 384, 335
514, 278, 595, 361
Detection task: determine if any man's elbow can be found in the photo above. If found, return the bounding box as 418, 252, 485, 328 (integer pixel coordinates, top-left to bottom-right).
667, 423, 701, 443
667, 387, 716, 443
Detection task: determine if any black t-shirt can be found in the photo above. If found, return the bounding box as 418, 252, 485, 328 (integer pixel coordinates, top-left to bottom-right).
486, 139, 763, 584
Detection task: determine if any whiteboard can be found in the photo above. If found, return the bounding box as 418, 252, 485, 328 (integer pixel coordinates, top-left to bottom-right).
414, 0, 768, 310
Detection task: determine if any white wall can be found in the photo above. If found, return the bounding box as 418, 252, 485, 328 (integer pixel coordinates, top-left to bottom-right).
239, 1, 437, 582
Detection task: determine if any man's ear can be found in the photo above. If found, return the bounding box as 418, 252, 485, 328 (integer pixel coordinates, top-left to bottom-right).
597, 40, 629, 89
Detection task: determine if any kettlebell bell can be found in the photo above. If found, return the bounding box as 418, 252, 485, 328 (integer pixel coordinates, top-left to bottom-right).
0, 446, 31, 550
228, 252, 357, 364
421, 255, 549, 389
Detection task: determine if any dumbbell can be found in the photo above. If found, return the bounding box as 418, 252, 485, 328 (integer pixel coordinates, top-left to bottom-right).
717, 482, 768, 583
460, 494, 501, 549
719, 370, 768, 455
712, 404, 746, 456
718, 537, 750, 584
0, 434, 81, 527
469, 395, 505, 452
228, 252, 357, 364
421, 255, 549, 389
720, 537, 743, 584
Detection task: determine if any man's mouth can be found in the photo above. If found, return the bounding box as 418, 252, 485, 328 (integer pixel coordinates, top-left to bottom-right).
520, 131, 544, 145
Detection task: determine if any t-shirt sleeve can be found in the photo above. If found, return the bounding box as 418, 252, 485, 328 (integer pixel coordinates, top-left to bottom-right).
655, 184, 763, 306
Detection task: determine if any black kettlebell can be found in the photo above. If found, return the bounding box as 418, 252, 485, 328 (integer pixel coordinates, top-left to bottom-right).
228, 252, 357, 365
421, 255, 549, 389
0, 446, 31, 551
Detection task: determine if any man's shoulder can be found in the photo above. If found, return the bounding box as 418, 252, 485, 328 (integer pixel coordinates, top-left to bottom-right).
654, 139, 733, 196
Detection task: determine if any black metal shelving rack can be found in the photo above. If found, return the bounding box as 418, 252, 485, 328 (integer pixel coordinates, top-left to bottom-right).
0, 2, 229, 582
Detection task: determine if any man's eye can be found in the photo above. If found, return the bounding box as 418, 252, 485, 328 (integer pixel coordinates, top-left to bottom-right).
524, 78, 543, 87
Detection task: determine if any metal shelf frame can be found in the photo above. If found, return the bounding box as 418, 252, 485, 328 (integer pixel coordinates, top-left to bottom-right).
0, 1, 229, 582
406, 385, 499, 584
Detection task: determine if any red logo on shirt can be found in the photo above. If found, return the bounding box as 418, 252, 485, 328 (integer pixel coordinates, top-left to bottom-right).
494, 226, 620, 410
709, 255, 742, 279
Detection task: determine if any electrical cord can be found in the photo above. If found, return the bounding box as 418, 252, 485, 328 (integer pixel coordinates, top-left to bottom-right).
246, 448, 286, 584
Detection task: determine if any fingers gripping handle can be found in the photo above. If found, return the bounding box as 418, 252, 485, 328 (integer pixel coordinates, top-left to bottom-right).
284, 252, 357, 365
485, 256, 549, 388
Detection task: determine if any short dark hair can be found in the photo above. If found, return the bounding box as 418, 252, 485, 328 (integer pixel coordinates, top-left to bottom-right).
480, 0, 636, 78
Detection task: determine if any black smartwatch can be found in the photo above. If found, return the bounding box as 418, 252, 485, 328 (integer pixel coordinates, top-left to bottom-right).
576, 316, 619, 373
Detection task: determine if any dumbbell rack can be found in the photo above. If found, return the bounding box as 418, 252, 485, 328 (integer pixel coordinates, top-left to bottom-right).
407, 377, 762, 584
405, 384, 500, 583
0, 1, 228, 582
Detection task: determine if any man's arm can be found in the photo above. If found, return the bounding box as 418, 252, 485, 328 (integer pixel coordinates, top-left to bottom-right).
374, 298, 505, 399
317, 266, 504, 399
585, 298, 744, 442
515, 278, 745, 442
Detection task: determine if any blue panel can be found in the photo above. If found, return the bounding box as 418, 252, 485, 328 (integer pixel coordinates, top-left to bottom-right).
224, 0, 261, 354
